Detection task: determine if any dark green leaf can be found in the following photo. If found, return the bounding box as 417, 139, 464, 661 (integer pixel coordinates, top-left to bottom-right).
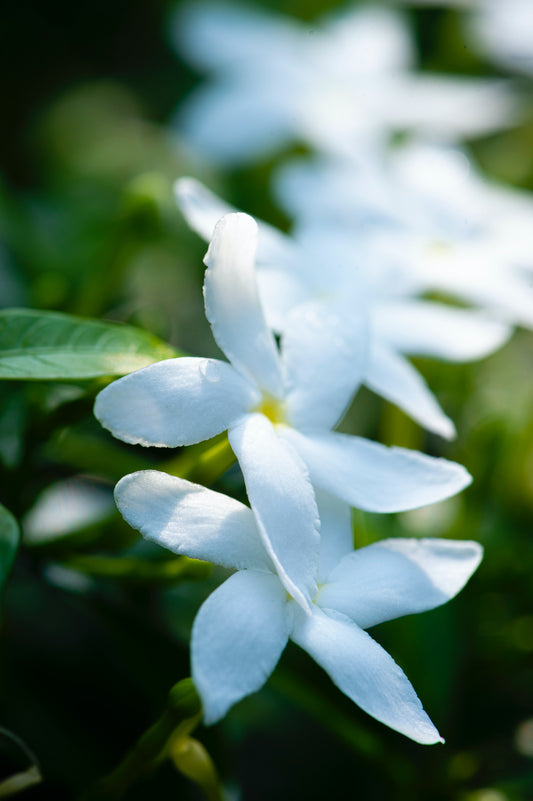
0, 308, 179, 380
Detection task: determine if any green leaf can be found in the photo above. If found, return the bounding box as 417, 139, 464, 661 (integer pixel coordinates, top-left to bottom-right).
0, 504, 19, 592
0, 308, 179, 380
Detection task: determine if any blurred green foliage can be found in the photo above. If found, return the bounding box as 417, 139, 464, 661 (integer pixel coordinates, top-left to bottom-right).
0, 1, 532, 799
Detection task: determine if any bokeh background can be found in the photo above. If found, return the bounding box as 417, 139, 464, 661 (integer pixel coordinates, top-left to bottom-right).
0, 1, 532, 799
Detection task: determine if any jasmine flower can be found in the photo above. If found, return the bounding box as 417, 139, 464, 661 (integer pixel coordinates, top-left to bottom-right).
95, 213, 471, 606
114, 470, 483, 743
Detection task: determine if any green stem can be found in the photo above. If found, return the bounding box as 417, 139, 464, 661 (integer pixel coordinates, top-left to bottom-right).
162, 434, 236, 486
79, 679, 201, 801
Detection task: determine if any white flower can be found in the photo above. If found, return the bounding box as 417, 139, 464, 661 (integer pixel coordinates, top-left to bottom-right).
114, 469, 483, 743
95, 212, 471, 607
467, 0, 533, 76
274, 143, 533, 330
175, 178, 511, 439
171, 2, 518, 164
22, 478, 114, 544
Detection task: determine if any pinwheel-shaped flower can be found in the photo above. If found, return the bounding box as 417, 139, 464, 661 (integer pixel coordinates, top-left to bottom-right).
95, 212, 471, 608
171, 2, 518, 164
274, 143, 533, 330
176, 179, 510, 439
114, 469, 483, 743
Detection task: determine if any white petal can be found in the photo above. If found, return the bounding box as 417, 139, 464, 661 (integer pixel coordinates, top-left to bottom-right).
283, 301, 368, 430
172, 1, 301, 74
175, 177, 301, 271
256, 265, 311, 332
318, 538, 483, 629
175, 177, 237, 242
281, 428, 471, 512
391, 140, 486, 218
421, 249, 533, 331
193, 570, 290, 724
319, 5, 414, 75
204, 213, 284, 397
174, 178, 309, 333
114, 471, 272, 572
291, 607, 442, 744
375, 301, 512, 362
273, 155, 395, 229
381, 75, 519, 139
468, 0, 533, 77
176, 79, 293, 166
315, 490, 354, 583
94, 357, 258, 447
365, 342, 456, 440
229, 413, 320, 610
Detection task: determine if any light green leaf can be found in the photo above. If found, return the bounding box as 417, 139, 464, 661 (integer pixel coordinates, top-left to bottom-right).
0, 308, 179, 380
0, 504, 19, 592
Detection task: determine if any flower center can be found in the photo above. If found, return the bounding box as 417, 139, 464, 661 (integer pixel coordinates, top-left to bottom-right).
254, 394, 286, 425
426, 238, 453, 257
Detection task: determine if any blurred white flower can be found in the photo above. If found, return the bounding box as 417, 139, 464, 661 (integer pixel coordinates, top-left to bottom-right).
176, 177, 511, 438
171, 2, 518, 164
114, 470, 483, 742
95, 212, 471, 606
22, 478, 114, 544
467, 0, 533, 76
274, 142, 533, 330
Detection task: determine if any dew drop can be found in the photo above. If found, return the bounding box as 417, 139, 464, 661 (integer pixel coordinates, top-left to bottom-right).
200, 360, 221, 383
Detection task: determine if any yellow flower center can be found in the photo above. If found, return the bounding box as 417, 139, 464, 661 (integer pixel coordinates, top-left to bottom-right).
254, 394, 287, 425
427, 238, 453, 257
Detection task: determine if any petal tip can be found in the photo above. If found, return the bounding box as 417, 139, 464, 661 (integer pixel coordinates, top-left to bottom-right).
438, 417, 457, 441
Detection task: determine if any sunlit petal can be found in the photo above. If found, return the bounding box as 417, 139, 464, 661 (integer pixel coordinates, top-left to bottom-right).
281, 427, 471, 512
229, 413, 320, 610
94, 357, 258, 447
204, 213, 284, 397
114, 471, 272, 572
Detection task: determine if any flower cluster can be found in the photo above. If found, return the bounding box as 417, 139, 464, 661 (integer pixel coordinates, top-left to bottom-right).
171, 2, 519, 163
94, 0, 532, 744
95, 208, 481, 743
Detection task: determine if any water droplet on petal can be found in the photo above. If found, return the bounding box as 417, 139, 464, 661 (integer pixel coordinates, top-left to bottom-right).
200, 360, 221, 383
